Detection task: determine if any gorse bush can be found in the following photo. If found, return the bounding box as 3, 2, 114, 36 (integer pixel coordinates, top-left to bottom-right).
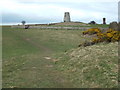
83, 28, 101, 35
80, 28, 120, 47
95, 29, 120, 43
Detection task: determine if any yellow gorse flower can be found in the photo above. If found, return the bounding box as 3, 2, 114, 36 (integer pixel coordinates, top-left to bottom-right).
83, 28, 120, 43
106, 33, 113, 38
83, 28, 101, 35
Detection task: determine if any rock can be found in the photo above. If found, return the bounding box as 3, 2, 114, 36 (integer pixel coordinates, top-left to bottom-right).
118, 22, 120, 31
25, 25, 29, 29
83, 41, 95, 47
44, 57, 51, 60
78, 41, 95, 47
109, 22, 119, 31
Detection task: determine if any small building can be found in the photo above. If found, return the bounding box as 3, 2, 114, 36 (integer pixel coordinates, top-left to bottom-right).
88, 21, 96, 24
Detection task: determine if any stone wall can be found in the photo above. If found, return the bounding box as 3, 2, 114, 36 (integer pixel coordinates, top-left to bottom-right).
11, 25, 25, 28
11, 25, 108, 30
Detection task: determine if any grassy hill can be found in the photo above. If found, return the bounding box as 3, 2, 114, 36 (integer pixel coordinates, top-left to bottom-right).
26, 22, 109, 28
2, 26, 118, 88
55, 42, 118, 88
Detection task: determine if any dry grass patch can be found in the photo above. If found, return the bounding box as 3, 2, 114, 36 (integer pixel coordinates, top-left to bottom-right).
55, 42, 118, 88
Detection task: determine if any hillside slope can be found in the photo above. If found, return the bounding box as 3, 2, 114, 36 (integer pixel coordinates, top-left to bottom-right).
55, 42, 118, 88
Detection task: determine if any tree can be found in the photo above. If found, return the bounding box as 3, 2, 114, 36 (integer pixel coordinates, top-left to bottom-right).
21, 21, 26, 25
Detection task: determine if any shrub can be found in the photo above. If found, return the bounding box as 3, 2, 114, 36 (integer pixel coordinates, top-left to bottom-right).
96, 29, 120, 42
83, 28, 101, 35
80, 28, 120, 47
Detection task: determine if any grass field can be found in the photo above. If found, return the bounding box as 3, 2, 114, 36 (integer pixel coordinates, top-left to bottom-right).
26, 23, 109, 28
49, 24, 109, 28
2, 26, 118, 88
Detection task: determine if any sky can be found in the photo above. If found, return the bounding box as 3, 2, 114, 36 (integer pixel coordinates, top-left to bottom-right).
118, 1, 120, 22
0, 0, 119, 25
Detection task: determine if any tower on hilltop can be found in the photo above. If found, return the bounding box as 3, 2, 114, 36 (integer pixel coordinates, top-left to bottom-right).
64, 12, 71, 22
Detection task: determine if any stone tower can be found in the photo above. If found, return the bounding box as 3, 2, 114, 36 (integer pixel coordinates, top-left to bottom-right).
103, 18, 106, 24
64, 12, 71, 22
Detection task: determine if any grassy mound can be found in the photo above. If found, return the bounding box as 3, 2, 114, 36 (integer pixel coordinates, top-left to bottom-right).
55, 42, 118, 88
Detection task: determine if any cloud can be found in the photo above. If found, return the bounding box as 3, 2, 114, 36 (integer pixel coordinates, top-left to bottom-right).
118, 1, 120, 22
1, 0, 119, 24
9, 0, 120, 3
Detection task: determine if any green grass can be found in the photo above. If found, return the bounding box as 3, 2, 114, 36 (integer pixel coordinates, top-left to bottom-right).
2, 27, 85, 88
90, 24, 109, 28
28, 23, 109, 28
2, 26, 118, 88
40, 24, 109, 28
55, 42, 118, 88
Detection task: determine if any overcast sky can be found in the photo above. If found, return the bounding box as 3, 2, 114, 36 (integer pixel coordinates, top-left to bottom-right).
0, 0, 119, 25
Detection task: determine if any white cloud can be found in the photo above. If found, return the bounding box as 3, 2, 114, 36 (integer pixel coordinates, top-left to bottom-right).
10, 0, 120, 3
0, 0, 118, 24
118, 1, 120, 22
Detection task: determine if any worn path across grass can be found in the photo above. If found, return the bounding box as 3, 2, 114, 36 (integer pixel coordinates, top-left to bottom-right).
3, 27, 85, 88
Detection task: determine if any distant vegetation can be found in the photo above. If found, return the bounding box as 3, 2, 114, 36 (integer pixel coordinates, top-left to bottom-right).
21, 21, 26, 25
